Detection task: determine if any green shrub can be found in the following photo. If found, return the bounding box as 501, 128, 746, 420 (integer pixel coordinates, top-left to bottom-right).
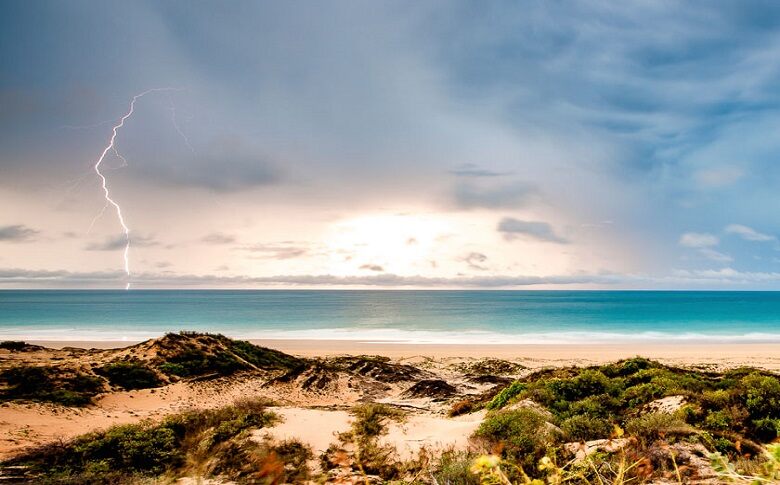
741, 373, 780, 419
601, 357, 655, 377
751, 418, 779, 442
0, 341, 29, 351
548, 370, 612, 402
155, 333, 304, 378
486, 381, 526, 410
98, 361, 162, 390
625, 413, 691, 444
560, 414, 613, 441
567, 394, 618, 418
620, 382, 664, 408
0, 365, 104, 405
158, 362, 187, 376
704, 409, 732, 431
701, 389, 733, 409
227, 339, 302, 370
159, 348, 244, 377
472, 408, 558, 474
8, 399, 277, 482
71, 424, 180, 474
713, 437, 738, 454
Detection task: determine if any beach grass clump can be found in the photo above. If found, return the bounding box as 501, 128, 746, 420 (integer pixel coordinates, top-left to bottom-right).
5, 398, 278, 484
0, 365, 104, 406
349, 402, 405, 439
431, 450, 480, 485
321, 403, 406, 479
97, 361, 162, 390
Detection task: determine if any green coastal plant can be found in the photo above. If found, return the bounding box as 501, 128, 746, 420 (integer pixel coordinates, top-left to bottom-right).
487, 382, 527, 410
0, 365, 104, 405
0, 341, 31, 351
5, 398, 278, 483
472, 408, 558, 478
482, 358, 780, 446
97, 361, 162, 390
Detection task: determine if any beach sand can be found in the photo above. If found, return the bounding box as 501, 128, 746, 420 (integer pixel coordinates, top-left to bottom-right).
28, 339, 780, 370
3, 339, 780, 462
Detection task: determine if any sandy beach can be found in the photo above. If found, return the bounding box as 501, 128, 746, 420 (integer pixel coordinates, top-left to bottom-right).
3, 334, 780, 482
27, 339, 780, 370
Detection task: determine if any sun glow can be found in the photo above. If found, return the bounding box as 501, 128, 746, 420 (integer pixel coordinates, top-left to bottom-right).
325, 213, 452, 276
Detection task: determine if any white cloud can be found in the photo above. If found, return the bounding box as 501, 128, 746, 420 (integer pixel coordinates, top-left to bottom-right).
693, 167, 744, 189
679, 232, 719, 248
698, 248, 733, 263
724, 224, 776, 242
6, 266, 780, 289
671, 267, 780, 284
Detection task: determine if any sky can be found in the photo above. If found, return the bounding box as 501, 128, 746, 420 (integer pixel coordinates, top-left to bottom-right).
3, 0, 780, 289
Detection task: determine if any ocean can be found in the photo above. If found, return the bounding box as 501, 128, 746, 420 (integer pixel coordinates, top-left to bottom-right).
1, 290, 779, 344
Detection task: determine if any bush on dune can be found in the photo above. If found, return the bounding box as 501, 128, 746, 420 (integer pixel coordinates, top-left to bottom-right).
97, 361, 162, 390
472, 408, 559, 477
349, 402, 405, 439
0, 365, 104, 406
484, 358, 780, 445
153, 332, 304, 378
624, 413, 693, 445
0, 341, 35, 352
560, 414, 614, 441
7, 398, 280, 484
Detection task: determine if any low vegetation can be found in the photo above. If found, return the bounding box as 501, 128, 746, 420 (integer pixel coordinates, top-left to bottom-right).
0, 332, 305, 405
4, 399, 286, 484
0, 341, 39, 352
473, 407, 559, 474
152, 332, 304, 378
484, 357, 780, 445
0, 365, 104, 405
3, 344, 780, 484
320, 403, 408, 479
96, 361, 162, 390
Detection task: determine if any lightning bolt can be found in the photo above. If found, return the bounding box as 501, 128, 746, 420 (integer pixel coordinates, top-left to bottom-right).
169, 95, 195, 154
92, 88, 186, 290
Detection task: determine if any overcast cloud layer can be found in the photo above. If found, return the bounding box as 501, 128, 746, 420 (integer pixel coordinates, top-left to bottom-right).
3, 1, 780, 289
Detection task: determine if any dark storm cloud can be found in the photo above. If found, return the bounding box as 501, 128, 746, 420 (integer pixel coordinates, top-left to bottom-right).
0, 225, 39, 242
6, 1, 780, 286
497, 218, 569, 244
460, 252, 488, 270
130, 136, 284, 192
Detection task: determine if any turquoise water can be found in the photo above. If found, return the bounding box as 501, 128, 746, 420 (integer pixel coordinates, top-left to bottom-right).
1, 290, 780, 343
